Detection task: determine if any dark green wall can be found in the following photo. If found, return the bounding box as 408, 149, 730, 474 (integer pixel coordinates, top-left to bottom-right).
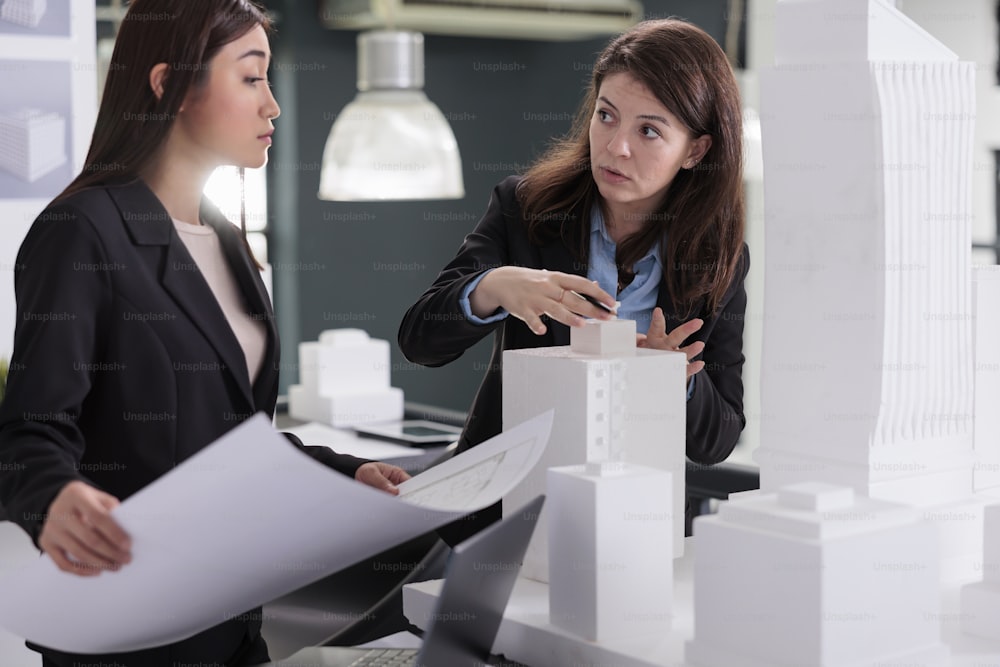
265, 1, 736, 413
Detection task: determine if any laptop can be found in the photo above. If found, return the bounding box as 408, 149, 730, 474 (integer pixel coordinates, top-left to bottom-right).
264, 495, 543, 667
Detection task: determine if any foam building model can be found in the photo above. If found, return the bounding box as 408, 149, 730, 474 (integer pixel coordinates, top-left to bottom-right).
687, 482, 948, 667
960, 503, 1000, 639
973, 266, 1000, 494
754, 0, 993, 579
0, 109, 67, 182
0, 0, 46, 27
502, 317, 687, 583
547, 460, 673, 642
288, 328, 403, 427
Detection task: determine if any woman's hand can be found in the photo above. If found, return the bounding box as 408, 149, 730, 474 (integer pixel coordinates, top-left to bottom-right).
470, 267, 617, 335
38, 481, 132, 577
355, 462, 412, 495
637, 307, 706, 378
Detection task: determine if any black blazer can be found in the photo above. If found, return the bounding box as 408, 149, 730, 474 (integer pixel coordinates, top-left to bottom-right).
399, 175, 749, 466
0, 180, 367, 666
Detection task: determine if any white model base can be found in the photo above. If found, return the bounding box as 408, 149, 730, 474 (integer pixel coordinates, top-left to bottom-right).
688, 641, 949, 667
287, 384, 403, 427
503, 345, 687, 582
547, 463, 672, 642
687, 482, 948, 667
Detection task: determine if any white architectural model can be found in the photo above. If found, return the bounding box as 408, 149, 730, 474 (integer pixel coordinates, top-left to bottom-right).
548, 462, 673, 641
0, 109, 66, 182
502, 318, 687, 582
687, 482, 948, 667
973, 266, 1000, 493
288, 328, 403, 427
961, 503, 1000, 639
757, 0, 986, 576
0, 0, 46, 27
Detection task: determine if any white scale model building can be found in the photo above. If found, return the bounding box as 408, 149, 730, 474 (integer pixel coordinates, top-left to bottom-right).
0, 108, 66, 182
0, 0, 46, 28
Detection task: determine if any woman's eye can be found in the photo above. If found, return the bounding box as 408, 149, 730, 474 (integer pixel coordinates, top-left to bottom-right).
642, 126, 661, 138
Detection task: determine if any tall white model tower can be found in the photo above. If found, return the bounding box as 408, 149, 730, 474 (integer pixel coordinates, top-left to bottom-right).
503, 319, 687, 582
757, 0, 987, 576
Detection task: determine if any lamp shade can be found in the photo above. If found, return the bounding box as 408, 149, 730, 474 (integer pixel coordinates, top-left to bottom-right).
318, 31, 464, 201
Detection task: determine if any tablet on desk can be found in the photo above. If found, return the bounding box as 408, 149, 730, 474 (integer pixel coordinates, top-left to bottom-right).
354, 420, 463, 447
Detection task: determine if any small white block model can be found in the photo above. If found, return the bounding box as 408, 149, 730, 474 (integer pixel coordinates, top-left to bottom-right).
503, 319, 686, 582
569, 317, 635, 357
0, 0, 46, 27
961, 503, 1000, 639
0, 108, 67, 182
547, 462, 673, 642
686, 482, 949, 667
288, 328, 403, 427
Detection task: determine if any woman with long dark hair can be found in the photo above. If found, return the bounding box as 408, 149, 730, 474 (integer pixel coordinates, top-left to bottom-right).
0, 1, 409, 664
399, 18, 748, 534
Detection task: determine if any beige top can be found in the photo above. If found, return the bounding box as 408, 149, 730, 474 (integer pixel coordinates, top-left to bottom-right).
172, 218, 267, 383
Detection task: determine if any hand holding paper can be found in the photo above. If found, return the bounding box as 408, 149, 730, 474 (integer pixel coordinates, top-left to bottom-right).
0, 410, 552, 654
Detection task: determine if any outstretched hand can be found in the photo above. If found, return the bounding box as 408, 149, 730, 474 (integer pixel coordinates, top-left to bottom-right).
39, 480, 132, 577
471, 267, 617, 335
636, 307, 705, 379
355, 462, 411, 495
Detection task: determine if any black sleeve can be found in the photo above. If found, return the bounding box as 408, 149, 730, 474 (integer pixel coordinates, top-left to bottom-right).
280, 432, 369, 479
0, 206, 106, 546
686, 244, 750, 465
398, 177, 519, 367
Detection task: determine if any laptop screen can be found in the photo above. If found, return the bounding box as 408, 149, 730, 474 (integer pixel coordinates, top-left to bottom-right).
415, 495, 544, 667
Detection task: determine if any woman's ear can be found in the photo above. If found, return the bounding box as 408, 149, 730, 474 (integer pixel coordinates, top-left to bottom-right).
684, 134, 713, 169
149, 63, 170, 101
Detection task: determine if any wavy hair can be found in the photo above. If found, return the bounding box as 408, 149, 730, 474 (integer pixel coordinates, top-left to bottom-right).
518, 18, 745, 315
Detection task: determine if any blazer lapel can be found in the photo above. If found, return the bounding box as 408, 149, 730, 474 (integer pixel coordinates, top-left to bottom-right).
199, 201, 280, 411
108, 181, 257, 411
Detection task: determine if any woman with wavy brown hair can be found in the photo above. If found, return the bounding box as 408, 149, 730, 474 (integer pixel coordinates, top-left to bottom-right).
399, 18, 749, 537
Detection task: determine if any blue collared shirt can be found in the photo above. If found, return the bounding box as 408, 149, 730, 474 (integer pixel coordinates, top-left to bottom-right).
586, 206, 662, 335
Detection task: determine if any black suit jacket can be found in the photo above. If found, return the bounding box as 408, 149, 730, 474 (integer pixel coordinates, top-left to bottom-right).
399, 175, 749, 465
0, 180, 368, 666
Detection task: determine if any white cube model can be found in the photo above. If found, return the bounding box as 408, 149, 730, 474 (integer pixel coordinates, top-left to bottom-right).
503, 319, 686, 582
0, 109, 67, 182
0, 0, 46, 27
288, 329, 403, 427
961, 503, 1000, 639
548, 462, 673, 642
687, 482, 948, 667
569, 317, 635, 357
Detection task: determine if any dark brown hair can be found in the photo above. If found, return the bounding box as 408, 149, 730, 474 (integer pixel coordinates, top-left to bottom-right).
519, 18, 745, 316
59, 0, 270, 199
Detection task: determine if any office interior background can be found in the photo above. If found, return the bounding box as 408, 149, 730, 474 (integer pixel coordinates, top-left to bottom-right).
1, 0, 1000, 664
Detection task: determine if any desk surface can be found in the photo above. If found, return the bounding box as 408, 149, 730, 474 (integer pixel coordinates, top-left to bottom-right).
402, 537, 1000, 667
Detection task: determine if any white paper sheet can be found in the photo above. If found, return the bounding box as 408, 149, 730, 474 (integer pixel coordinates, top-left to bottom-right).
0, 410, 553, 654
395, 411, 550, 511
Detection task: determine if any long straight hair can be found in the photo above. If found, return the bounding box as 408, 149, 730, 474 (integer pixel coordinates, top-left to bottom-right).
519, 18, 745, 316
